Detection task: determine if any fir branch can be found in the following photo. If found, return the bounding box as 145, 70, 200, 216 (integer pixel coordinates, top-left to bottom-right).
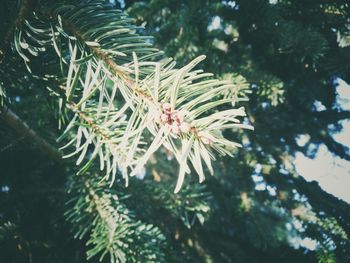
40, 5, 159, 105
0, 0, 38, 59
66, 174, 167, 262
14, 0, 253, 193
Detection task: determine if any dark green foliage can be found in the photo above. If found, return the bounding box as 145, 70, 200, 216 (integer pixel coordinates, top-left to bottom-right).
0, 138, 84, 263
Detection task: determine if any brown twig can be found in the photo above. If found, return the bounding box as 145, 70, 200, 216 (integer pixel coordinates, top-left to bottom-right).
0, 105, 62, 162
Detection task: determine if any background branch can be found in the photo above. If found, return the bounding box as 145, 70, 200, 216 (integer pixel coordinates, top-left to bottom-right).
0, 105, 62, 163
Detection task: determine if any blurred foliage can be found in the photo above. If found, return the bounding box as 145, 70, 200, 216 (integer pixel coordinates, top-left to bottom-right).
0, 0, 350, 262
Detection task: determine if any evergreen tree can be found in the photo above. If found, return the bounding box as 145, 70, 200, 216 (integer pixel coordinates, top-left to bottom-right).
0, 0, 349, 262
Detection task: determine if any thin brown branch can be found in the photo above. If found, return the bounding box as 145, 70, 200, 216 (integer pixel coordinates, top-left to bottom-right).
0, 105, 62, 162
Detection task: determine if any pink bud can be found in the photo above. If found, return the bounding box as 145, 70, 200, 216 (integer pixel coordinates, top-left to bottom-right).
171, 123, 180, 134
170, 111, 177, 119
165, 123, 171, 131
201, 137, 212, 145
171, 111, 183, 124
180, 122, 191, 133
161, 113, 169, 123
162, 103, 171, 113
